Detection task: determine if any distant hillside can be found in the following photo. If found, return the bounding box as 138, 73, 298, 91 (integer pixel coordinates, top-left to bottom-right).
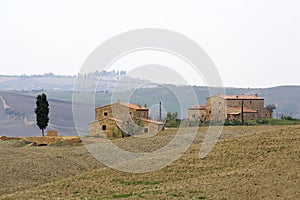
0, 72, 149, 92
0, 85, 299, 136
40, 85, 300, 118
0, 91, 81, 136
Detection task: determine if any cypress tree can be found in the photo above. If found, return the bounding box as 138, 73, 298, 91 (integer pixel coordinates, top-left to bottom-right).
34, 93, 49, 136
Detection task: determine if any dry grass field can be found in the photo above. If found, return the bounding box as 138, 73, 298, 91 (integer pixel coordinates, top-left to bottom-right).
0, 125, 299, 199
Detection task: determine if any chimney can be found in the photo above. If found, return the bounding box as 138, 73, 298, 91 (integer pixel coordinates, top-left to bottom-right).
255, 93, 258, 97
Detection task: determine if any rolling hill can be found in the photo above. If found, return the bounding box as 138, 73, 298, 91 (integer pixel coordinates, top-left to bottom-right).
0, 73, 150, 92
0, 91, 80, 136
0, 85, 299, 137
1, 126, 299, 199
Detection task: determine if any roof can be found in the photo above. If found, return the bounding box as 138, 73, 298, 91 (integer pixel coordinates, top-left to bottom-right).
96, 102, 148, 111
140, 118, 165, 125
189, 105, 206, 110
227, 106, 258, 115
107, 117, 124, 123
93, 117, 164, 125
118, 102, 148, 110
96, 117, 124, 123
209, 94, 264, 100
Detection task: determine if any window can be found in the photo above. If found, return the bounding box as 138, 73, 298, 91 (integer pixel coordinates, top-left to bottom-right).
102, 125, 106, 130
104, 112, 108, 116
218, 110, 221, 114
250, 101, 252, 104
209, 110, 211, 114
219, 102, 221, 105
144, 128, 148, 133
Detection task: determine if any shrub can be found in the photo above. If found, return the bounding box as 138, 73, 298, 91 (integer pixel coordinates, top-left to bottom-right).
256, 119, 269, 124
282, 115, 294, 121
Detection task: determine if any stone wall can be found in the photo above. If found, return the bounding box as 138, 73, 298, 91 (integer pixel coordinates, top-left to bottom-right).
96, 104, 136, 122
227, 112, 259, 121
142, 120, 164, 135
23, 136, 81, 145
92, 102, 163, 138
206, 96, 269, 121
262, 108, 273, 118
89, 118, 123, 138
188, 109, 206, 121
206, 96, 226, 121
226, 99, 265, 117
47, 130, 58, 136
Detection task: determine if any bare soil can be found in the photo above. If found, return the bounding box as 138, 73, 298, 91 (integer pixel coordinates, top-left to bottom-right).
0, 125, 299, 199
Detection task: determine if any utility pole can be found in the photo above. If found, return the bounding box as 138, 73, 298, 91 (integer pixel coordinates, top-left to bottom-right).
159, 101, 162, 121
241, 100, 244, 125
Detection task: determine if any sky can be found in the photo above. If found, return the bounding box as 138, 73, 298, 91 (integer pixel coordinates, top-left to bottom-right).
0, 0, 299, 88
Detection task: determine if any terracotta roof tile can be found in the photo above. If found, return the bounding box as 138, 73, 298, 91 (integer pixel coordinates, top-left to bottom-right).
227, 106, 258, 114
107, 117, 124, 123
189, 105, 206, 110
97, 117, 124, 123
218, 95, 264, 100
96, 102, 148, 110
118, 102, 148, 110
140, 118, 165, 125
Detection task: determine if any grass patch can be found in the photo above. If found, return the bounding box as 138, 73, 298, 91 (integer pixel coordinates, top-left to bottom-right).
115, 179, 162, 186
163, 169, 172, 172
188, 190, 206, 198
112, 193, 133, 199
189, 190, 204, 194
17, 140, 32, 147
50, 140, 82, 147
0, 140, 32, 148
170, 193, 185, 197
198, 196, 208, 199
245, 118, 300, 126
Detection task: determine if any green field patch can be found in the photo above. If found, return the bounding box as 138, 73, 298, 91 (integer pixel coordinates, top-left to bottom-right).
121, 180, 161, 186
112, 192, 133, 199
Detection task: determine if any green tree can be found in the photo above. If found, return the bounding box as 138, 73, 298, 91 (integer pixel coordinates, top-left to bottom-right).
166, 112, 178, 121
166, 112, 180, 128
34, 93, 49, 136
266, 104, 276, 112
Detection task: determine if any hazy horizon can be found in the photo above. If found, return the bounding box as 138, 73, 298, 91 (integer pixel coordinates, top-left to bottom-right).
1, 0, 299, 88
0, 71, 299, 89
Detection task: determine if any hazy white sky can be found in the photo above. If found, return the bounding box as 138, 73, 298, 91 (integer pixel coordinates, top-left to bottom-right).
0, 0, 299, 87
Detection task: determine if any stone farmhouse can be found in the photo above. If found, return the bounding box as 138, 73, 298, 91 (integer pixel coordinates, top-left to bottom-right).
188, 94, 273, 122
89, 102, 165, 138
